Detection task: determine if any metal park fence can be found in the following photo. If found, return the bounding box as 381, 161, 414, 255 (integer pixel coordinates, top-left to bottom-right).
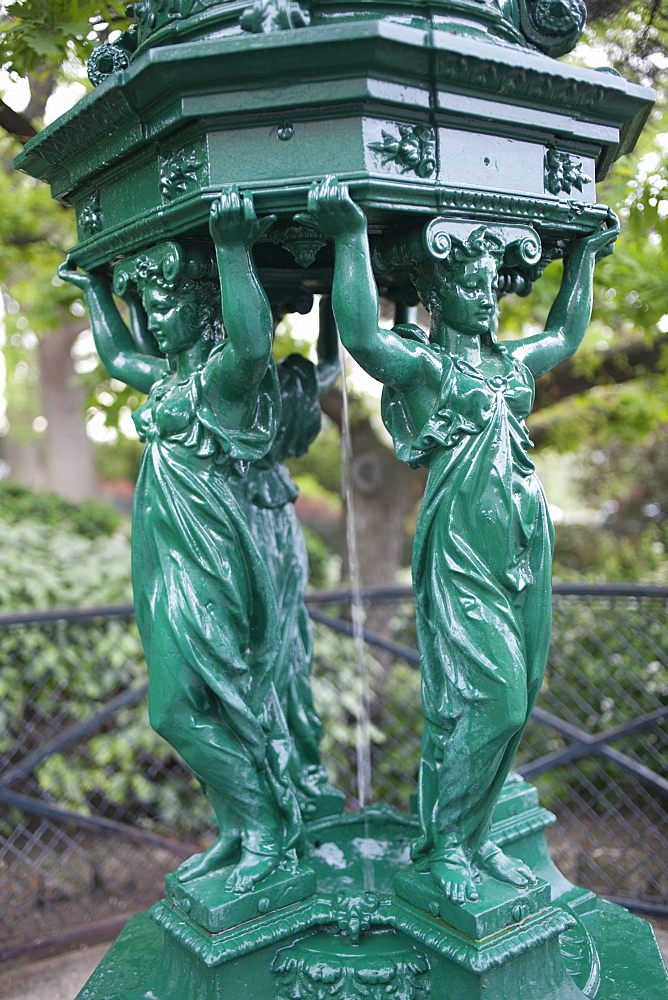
0, 584, 666, 960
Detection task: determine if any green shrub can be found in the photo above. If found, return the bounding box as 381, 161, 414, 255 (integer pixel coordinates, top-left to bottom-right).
0, 514, 212, 837
554, 522, 668, 583
0, 480, 121, 539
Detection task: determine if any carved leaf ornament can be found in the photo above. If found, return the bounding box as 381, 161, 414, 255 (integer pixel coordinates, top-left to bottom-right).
544, 148, 592, 196
368, 125, 436, 179
272, 944, 430, 1000
78, 193, 103, 237
159, 150, 204, 201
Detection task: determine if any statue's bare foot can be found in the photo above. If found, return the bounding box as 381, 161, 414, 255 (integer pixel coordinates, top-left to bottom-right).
225, 848, 279, 894
477, 842, 537, 887
175, 833, 240, 883
429, 850, 480, 905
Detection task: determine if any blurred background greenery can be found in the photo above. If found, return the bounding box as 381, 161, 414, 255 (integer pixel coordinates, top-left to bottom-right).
1, 2, 668, 611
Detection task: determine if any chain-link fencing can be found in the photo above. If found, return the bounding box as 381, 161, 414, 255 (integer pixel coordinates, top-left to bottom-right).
0, 584, 666, 960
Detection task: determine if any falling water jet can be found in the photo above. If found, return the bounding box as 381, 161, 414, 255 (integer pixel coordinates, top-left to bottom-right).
338, 339, 373, 823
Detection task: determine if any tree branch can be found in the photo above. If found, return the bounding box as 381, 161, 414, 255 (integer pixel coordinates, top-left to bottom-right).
0, 101, 37, 143
25, 73, 55, 122
533, 334, 668, 412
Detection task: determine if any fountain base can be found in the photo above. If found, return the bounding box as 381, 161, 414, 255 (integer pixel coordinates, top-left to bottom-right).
75, 779, 667, 1000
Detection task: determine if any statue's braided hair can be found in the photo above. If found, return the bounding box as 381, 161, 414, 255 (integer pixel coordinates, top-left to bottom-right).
115, 241, 223, 342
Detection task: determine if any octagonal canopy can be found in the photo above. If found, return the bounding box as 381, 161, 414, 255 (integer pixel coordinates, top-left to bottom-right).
16, 0, 653, 302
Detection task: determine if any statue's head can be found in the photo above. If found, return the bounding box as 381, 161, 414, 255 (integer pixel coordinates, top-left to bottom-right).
114, 241, 221, 356
411, 227, 505, 341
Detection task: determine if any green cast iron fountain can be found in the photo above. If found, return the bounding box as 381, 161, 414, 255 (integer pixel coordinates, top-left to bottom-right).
16, 1, 668, 998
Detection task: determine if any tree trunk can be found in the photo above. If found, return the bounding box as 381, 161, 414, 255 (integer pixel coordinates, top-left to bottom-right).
38, 319, 97, 501
4, 435, 47, 492
348, 420, 425, 588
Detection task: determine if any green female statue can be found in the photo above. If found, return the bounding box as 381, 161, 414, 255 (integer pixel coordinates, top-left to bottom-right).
229, 297, 344, 819
304, 177, 618, 906
59, 189, 304, 893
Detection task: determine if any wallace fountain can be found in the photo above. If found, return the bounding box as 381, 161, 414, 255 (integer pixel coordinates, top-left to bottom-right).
16, 0, 668, 997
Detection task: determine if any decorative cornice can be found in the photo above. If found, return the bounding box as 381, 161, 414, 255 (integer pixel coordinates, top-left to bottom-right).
17, 24, 652, 197
115, 0, 587, 56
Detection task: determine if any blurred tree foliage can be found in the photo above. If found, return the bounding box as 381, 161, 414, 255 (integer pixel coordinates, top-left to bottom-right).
0, 478, 120, 536
0, 2, 132, 495
0, 509, 217, 834
0, 1, 129, 81
504, 1, 668, 577
0, 1, 666, 563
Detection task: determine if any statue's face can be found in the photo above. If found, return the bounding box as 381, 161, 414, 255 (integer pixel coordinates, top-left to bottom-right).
441, 256, 498, 337
143, 282, 199, 355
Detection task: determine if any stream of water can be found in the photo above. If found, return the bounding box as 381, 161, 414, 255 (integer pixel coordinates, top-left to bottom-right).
338, 341, 374, 819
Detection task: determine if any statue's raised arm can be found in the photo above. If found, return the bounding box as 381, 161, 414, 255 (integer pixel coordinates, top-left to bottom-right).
508, 211, 620, 378
300, 177, 441, 402
58, 260, 167, 394
206, 186, 277, 411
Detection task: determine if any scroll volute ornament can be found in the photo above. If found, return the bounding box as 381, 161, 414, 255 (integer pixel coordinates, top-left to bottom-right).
372, 217, 542, 280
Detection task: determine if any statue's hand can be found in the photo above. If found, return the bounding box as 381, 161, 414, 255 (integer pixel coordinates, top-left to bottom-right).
572, 209, 621, 262
209, 187, 276, 247
295, 176, 366, 238
57, 258, 98, 290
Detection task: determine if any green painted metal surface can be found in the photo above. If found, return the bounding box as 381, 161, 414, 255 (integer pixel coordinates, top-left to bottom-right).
16, 0, 668, 996
75, 788, 667, 1000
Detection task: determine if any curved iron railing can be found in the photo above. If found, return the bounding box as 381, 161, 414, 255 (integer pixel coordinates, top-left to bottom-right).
0, 584, 666, 960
